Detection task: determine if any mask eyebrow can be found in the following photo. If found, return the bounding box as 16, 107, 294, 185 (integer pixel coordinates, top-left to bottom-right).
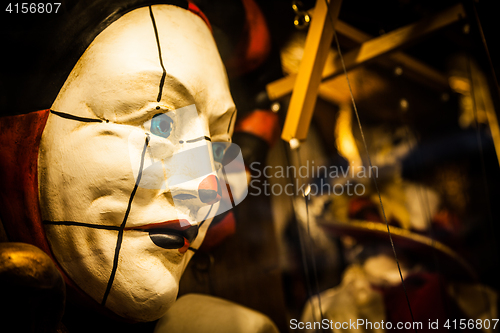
50, 110, 105, 123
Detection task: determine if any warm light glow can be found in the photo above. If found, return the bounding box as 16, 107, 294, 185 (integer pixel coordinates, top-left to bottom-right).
335, 104, 362, 169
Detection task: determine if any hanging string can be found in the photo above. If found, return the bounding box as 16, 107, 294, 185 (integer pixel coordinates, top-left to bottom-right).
332, 31, 416, 331
282, 140, 320, 327
467, 4, 500, 316
465, 54, 495, 317
466, 55, 497, 256
471, 2, 500, 98
321, 0, 417, 329
295, 146, 326, 330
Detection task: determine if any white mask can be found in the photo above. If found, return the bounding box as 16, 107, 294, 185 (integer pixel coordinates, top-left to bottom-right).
38, 4, 236, 322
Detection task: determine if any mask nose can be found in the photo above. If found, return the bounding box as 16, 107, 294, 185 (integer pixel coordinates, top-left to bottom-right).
198, 175, 221, 205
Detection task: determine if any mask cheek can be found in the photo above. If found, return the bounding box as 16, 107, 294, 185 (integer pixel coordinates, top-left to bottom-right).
45, 224, 119, 305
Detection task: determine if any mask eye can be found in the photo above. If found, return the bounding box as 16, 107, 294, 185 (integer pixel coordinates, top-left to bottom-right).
150, 113, 173, 138
212, 142, 226, 164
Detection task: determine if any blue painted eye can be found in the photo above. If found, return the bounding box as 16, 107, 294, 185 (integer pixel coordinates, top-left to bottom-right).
212, 143, 226, 163
151, 114, 173, 138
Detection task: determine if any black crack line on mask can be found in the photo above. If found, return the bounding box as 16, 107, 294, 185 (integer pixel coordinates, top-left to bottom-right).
101, 134, 150, 306
198, 204, 214, 229
227, 110, 236, 134
50, 110, 104, 123
43, 220, 120, 231
220, 167, 235, 207
149, 6, 167, 103
186, 136, 211, 143
187, 204, 214, 253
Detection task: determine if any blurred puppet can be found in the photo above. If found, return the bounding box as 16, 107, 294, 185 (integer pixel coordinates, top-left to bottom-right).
300, 75, 498, 332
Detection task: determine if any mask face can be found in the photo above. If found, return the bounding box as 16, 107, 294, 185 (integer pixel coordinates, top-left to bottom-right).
38, 5, 235, 322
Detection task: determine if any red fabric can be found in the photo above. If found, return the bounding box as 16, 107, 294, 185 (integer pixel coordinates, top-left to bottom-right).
200, 211, 236, 251
225, 0, 271, 77
188, 1, 212, 32
234, 109, 280, 147
348, 197, 383, 222
0, 111, 50, 251
432, 209, 461, 234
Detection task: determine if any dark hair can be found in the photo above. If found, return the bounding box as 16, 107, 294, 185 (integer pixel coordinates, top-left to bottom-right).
1, 0, 189, 116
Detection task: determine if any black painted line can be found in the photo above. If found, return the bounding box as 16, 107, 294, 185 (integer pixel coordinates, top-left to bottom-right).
221, 167, 235, 208
186, 136, 211, 143
227, 110, 236, 133
50, 110, 103, 123
198, 204, 213, 228
43, 220, 120, 231
149, 6, 167, 103
101, 135, 150, 306
189, 205, 215, 254
186, 136, 203, 143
